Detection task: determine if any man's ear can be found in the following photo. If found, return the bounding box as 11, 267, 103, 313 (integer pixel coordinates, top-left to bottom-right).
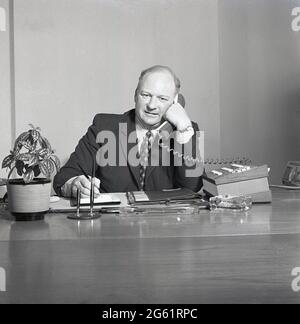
177, 93, 185, 108
134, 88, 138, 104
173, 94, 178, 104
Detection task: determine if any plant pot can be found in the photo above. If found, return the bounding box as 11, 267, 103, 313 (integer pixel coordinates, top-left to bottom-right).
7, 178, 52, 221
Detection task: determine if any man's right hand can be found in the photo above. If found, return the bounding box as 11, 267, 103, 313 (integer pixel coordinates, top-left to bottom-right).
71, 175, 101, 198
60, 175, 101, 198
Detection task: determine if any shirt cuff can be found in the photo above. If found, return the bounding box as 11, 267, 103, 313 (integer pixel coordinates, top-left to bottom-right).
175, 126, 195, 144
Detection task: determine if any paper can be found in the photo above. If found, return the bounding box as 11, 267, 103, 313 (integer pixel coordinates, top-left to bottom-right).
49, 193, 127, 213
79, 193, 121, 205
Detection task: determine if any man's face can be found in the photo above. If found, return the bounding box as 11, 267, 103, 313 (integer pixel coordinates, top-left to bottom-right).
135, 71, 177, 128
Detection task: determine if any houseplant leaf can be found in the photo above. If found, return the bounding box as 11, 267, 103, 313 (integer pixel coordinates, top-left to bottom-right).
20, 139, 34, 151
28, 154, 39, 167
44, 159, 54, 175
23, 169, 34, 184
33, 165, 41, 177
30, 129, 41, 143
13, 132, 29, 151
50, 155, 61, 171
2, 154, 14, 169
18, 153, 33, 163
39, 161, 51, 178
16, 160, 24, 176
14, 131, 29, 145
39, 136, 52, 151
37, 148, 49, 159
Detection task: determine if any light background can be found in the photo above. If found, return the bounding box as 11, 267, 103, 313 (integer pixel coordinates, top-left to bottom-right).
1, 0, 300, 184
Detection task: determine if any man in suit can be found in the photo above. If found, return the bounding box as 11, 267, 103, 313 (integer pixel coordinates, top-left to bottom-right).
53, 65, 203, 197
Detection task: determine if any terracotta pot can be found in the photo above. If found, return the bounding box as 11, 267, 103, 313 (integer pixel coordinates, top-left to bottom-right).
7, 178, 51, 221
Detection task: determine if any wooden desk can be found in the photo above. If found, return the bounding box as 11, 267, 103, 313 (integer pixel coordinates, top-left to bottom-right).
0, 188, 300, 304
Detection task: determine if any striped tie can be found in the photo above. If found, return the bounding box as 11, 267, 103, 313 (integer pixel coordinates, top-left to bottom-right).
139, 130, 152, 190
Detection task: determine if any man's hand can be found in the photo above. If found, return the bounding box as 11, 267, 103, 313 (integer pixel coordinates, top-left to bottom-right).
164, 102, 192, 131
70, 175, 101, 198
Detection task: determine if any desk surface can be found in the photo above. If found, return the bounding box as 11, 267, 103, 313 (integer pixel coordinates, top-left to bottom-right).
0, 188, 300, 303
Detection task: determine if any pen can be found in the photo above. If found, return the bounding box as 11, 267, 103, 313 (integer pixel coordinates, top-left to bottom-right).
77, 157, 98, 202
76, 188, 81, 217
90, 157, 95, 216
77, 163, 90, 181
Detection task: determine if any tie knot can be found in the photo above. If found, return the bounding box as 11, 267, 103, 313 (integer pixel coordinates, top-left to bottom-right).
146, 130, 152, 139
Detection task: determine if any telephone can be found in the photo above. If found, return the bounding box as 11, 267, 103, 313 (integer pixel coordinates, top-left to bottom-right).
157, 92, 181, 136
282, 161, 300, 186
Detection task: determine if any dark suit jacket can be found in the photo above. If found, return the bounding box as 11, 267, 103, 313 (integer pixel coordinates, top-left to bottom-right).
53, 109, 203, 195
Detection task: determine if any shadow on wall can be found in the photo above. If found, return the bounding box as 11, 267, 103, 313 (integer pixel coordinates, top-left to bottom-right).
258, 87, 300, 185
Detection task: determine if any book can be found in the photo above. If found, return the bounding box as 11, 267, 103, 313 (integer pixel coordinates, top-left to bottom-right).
204, 164, 269, 185
127, 188, 204, 205
203, 177, 269, 196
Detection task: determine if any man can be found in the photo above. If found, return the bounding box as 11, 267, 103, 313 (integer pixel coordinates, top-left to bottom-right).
53, 65, 203, 197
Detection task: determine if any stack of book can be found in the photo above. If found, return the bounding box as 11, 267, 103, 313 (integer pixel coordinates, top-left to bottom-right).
202, 164, 272, 203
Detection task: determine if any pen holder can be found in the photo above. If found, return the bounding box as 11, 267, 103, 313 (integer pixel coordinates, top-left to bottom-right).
67, 212, 101, 220
67, 188, 101, 220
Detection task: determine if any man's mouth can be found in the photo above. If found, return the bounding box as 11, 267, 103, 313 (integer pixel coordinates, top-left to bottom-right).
145, 111, 159, 117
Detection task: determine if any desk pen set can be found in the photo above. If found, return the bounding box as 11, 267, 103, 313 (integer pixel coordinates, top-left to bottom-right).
67, 159, 101, 220
67, 188, 101, 220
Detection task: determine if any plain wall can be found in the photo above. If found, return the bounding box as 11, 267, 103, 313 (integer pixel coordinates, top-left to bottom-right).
219, 0, 300, 183
0, 0, 11, 178
2, 0, 300, 184
13, 0, 220, 166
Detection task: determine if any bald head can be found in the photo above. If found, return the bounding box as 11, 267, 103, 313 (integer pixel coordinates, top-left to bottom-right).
135, 65, 181, 101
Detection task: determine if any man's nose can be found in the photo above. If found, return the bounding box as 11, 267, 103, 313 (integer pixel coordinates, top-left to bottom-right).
147, 96, 158, 110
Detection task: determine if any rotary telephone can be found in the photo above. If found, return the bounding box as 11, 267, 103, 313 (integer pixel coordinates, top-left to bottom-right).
282, 161, 300, 187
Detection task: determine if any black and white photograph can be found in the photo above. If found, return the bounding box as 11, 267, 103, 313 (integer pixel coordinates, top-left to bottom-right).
1, 0, 300, 307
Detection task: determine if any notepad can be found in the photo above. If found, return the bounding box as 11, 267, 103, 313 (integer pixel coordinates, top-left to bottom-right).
71, 193, 121, 206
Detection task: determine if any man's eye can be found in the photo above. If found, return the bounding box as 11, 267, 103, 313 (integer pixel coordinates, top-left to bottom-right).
141, 93, 150, 98
159, 97, 168, 102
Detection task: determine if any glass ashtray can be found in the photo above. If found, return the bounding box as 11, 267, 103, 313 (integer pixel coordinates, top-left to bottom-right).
209, 194, 252, 211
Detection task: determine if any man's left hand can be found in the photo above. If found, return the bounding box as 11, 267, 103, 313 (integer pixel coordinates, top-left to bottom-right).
164, 102, 192, 131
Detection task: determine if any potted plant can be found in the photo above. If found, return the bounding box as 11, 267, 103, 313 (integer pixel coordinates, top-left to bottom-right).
1, 124, 60, 221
